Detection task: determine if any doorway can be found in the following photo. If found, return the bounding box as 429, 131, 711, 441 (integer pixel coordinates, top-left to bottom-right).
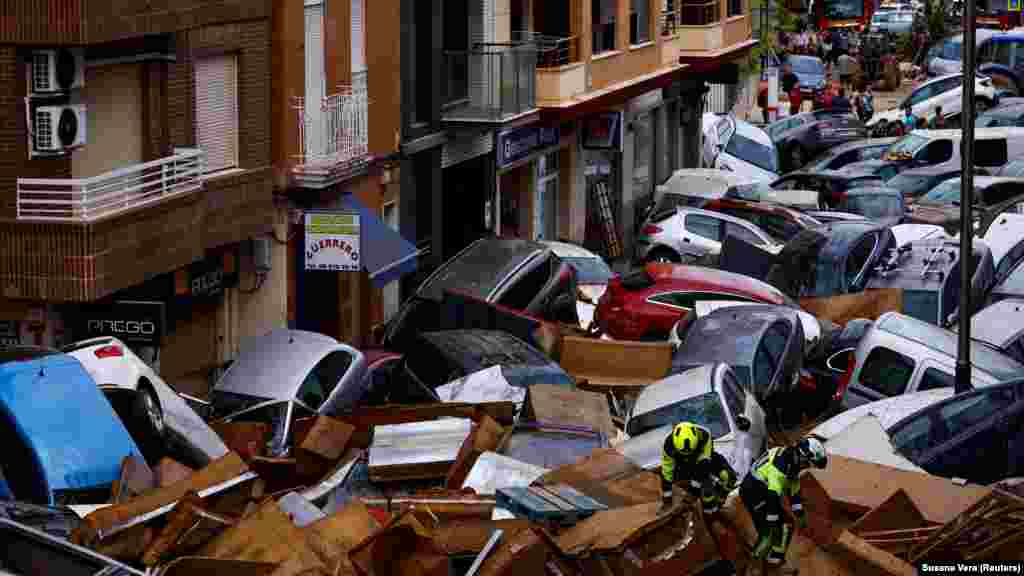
442, 155, 490, 260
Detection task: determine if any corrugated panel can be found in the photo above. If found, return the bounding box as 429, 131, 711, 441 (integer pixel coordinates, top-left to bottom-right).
705, 83, 739, 114
0, 0, 83, 44
442, 130, 493, 168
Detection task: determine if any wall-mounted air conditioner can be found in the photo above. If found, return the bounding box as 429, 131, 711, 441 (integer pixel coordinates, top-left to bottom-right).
30, 49, 85, 94
33, 104, 87, 154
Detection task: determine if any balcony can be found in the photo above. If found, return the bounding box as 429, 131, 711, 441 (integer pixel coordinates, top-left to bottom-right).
672, 0, 751, 56
533, 35, 586, 105
442, 42, 538, 124
16, 148, 205, 222
292, 72, 371, 189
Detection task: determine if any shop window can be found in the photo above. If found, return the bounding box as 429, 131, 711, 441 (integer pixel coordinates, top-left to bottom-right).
593, 0, 617, 54
442, 0, 469, 106
728, 0, 743, 17
630, 0, 651, 45
633, 112, 653, 208
537, 152, 560, 240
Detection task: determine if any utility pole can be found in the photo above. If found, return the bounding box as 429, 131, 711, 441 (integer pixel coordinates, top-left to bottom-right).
956, 0, 976, 394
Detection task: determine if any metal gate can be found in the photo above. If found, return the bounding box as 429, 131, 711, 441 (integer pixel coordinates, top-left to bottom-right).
705, 83, 739, 114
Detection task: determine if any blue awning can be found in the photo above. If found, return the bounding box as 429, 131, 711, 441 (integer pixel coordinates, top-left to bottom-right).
339, 195, 419, 287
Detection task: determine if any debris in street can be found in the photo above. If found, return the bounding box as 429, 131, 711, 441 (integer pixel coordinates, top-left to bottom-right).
368, 418, 475, 482
521, 383, 616, 439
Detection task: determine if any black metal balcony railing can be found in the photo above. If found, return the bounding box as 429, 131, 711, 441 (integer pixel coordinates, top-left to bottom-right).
443, 42, 538, 122
679, 0, 721, 26
533, 35, 580, 68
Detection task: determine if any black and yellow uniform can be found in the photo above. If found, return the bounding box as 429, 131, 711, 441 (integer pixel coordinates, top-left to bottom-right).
739, 447, 806, 565
661, 423, 737, 514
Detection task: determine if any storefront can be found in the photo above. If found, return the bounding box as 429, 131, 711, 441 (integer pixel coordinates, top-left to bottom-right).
581, 111, 625, 261
494, 122, 568, 241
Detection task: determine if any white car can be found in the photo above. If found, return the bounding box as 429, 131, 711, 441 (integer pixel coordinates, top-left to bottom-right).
63, 337, 229, 467
637, 206, 783, 265
540, 241, 614, 330
867, 73, 997, 136
615, 363, 768, 480
702, 113, 780, 183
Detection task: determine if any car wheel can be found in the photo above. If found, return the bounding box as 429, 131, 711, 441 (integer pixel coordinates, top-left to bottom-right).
134, 383, 165, 439
645, 248, 681, 264
789, 144, 807, 170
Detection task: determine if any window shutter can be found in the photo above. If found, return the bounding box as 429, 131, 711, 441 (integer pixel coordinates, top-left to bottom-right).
194, 55, 238, 173
305, 2, 327, 158
351, 0, 366, 74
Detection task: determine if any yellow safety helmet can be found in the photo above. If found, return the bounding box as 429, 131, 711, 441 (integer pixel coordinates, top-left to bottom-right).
672, 422, 702, 455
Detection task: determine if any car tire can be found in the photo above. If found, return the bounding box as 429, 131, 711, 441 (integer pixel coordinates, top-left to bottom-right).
133, 382, 165, 441
645, 248, 681, 264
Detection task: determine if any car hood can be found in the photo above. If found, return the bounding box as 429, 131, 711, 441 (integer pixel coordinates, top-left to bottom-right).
0, 357, 142, 500
616, 424, 747, 479
891, 223, 949, 246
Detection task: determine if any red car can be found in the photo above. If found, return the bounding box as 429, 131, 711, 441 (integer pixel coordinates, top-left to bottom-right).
595, 263, 798, 341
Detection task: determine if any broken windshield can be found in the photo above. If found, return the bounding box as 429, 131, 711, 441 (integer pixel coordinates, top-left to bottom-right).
626, 391, 731, 438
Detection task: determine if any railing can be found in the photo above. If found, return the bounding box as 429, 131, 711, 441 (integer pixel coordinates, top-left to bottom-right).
678, 0, 721, 25
16, 148, 206, 222
293, 70, 369, 175
534, 35, 581, 68
661, 10, 679, 36
442, 43, 537, 121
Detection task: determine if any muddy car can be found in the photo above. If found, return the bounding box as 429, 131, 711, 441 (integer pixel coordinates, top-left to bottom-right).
382, 238, 579, 352
908, 176, 1024, 235
803, 137, 898, 172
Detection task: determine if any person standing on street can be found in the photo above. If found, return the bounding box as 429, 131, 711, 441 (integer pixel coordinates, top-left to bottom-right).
660, 422, 738, 516
781, 62, 802, 116
930, 106, 946, 129
837, 51, 856, 91
740, 437, 828, 567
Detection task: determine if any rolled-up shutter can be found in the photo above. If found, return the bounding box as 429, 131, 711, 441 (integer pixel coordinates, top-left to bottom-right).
194, 55, 238, 173
442, 130, 493, 168
351, 0, 366, 74
305, 1, 326, 159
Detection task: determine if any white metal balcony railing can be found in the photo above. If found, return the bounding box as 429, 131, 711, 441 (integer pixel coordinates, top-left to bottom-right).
293, 71, 370, 185
16, 148, 206, 222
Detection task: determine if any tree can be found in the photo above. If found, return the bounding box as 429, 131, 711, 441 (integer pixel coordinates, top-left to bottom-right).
743, 0, 800, 76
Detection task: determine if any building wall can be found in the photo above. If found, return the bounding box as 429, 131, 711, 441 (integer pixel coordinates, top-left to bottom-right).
366, 0, 401, 156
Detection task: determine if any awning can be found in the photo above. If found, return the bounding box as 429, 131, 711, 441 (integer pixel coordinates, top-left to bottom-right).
339, 195, 419, 287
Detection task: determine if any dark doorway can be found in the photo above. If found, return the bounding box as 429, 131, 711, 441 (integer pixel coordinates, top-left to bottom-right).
295, 236, 342, 339
442, 155, 490, 261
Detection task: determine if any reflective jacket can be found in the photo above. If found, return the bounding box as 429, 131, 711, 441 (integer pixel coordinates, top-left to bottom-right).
661, 424, 713, 499
749, 447, 806, 524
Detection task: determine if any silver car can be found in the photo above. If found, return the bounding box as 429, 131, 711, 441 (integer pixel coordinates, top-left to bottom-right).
210, 329, 367, 455
615, 363, 767, 480
636, 207, 781, 264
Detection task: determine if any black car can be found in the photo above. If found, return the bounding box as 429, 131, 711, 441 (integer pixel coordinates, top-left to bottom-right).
838, 159, 909, 182
804, 137, 899, 172
771, 169, 885, 208
886, 161, 989, 199
382, 238, 579, 351
888, 377, 1024, 485
768, 110, 868, 171
835, 186, 907, 226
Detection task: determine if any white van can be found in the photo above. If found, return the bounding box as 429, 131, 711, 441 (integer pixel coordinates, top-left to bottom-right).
883, 127, 1024, 171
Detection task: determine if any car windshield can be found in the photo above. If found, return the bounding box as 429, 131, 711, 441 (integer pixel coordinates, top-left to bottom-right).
726, 132, 779, 173
626, 391, 732, 438
562, 257, 614, 284
788, 57, 825, 75
846, 193, 903, 218
885, 133, 929, 160
941, 40, 962, 60
923, 178, 963, 203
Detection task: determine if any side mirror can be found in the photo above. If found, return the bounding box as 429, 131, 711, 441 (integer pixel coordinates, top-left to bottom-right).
735, 415, 752, 432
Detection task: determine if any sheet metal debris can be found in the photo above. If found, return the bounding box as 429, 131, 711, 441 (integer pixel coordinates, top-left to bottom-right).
368, 418, 474, 481
436, 365, 527, 405
461, 452, 550, 496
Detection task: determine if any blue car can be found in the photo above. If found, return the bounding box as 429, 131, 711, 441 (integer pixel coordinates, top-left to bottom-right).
0, 347, 142, 506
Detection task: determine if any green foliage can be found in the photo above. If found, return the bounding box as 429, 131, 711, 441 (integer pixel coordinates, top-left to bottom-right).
740, 0, 800, 77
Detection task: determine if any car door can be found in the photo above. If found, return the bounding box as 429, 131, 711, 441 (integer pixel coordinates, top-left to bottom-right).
725, 220, 773, 248
843, 231, 881, 292
752, 321, 792, 404
933, 76, 964, 116
846, 345, 917, 408
714, 119, 737, 169
718, 369, 765, 478
705, 117, 732, 166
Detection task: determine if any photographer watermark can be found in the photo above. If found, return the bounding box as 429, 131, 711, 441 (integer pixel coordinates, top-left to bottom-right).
919, 562, 1023, 574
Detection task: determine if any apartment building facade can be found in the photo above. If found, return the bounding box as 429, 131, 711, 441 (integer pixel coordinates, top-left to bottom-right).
400, 0, 756, 284
0, 0, 283, 395
273, 0, 411, 348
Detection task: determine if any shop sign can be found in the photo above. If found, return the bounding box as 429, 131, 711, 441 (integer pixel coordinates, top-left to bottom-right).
582, 112, 623, 151
496, 125, 560, 168
0, 320, 18, 346
175, 249, 241, 299
70, 301, 165, 346
305, 211, 361, 272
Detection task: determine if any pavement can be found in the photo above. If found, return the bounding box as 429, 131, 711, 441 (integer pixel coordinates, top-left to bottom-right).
735, 71, 917, 124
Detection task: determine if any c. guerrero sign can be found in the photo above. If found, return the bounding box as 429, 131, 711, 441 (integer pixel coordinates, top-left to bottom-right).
305, 212, 360, 271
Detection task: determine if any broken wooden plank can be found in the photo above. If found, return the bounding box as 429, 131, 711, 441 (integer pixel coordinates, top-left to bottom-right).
446, 415, 507, 490
521, 384, 616, 439
834, 530, 917, 576
154, 557, 277, 576
298, 415, 355, 461
558, 336, 672, 391
155, 458, 195, 489
112, 456, 156, 504
142, 492, 208, 567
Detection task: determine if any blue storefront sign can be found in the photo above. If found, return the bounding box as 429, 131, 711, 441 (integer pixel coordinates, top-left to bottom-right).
496, 124, 560, 169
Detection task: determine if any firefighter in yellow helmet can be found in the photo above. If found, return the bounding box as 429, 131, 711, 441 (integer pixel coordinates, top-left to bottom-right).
740, 436, 828, 566
660, 422, 737, 515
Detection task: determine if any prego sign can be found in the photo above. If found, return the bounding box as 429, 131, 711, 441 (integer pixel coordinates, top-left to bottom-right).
72, 301, 165, 346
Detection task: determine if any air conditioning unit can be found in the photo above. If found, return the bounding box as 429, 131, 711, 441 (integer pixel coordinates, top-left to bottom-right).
33, 104, 86, 154
31, 48, 84, 94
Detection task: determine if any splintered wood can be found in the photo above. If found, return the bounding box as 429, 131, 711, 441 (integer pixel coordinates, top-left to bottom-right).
907, 488, 1024, 563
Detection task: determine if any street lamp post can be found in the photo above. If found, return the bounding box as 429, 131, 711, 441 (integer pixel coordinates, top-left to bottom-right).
956, 0, 976, 393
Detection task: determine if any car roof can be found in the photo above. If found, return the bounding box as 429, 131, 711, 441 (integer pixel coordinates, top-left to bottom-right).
213, 329, 353, 400
971, 299, 1024, 349
418, 330, 550, 367
673, 305, 800, 368
644, 263, 793, 304
415, 237, 547, 301
782, 169, 883, 182
844, 186, 903, 196
632, 364, 718, 418
540, 240, 601, 260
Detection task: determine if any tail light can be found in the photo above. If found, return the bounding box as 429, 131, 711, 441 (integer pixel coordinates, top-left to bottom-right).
641, 224, 663, 235
607, 277, 625, 307
94, 345, 123, 359
833, 352, 857, 402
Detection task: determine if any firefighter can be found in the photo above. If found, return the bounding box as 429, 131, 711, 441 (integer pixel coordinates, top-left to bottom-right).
739, 437, 828, 566
660, 422, 738, 515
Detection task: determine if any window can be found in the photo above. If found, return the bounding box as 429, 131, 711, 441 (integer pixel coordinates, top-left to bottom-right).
649, 290, 757, 309
890, 411, 939, 463
297, 350, 354, 409
993, 41, 1013, 66
725, 221, 767, 246
442, 0, 469, 105
940, 386, 1015, 432
413, 0, 434, 124
916, 140, 953, 164
685, 214, 722, 241
725, 132, 779, 173
630, 0, 650, 45
720, 370, 747, 421
498, 256, 553, 310
845, 233, 878, 288
626, 392, 731, 438
982, 183, 1023, 207
906, 84, 935, 107
757, 213, 802, 242
728, 0, 743, 17
918, 367, 954, 391
194, 54, 239, 173
859, 347, 915, 396
753, 323, 789, 389
925, 424, 1010, 484
593, 0, 617, 54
